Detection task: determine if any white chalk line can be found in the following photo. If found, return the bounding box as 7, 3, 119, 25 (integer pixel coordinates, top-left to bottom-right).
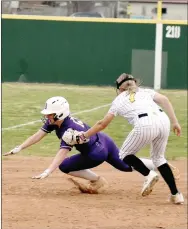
2, 103, 111, 131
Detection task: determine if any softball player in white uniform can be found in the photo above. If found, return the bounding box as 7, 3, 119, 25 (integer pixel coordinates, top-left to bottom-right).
74, 73, 184, 204
110, 86, 170, 166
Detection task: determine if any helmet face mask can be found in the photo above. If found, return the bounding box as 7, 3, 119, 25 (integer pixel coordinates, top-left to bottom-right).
41, 113, 56, 124
41, 96, 70, 123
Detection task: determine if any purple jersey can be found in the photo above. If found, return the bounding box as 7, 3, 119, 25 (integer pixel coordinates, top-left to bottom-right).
41, 116, 102, 153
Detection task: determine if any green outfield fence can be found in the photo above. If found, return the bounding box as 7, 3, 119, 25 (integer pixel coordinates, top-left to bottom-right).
2, 13, 187, 89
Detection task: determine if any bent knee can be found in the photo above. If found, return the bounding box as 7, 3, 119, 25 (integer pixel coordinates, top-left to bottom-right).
59, 163, 70, 174
152, 156, 167, 168
119, 150, 132, 160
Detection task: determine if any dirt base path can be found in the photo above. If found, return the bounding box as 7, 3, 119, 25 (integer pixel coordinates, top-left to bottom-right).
2, 156, 187, 229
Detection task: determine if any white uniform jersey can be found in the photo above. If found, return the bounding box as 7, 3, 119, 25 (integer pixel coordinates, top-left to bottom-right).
108, 88, 162, 126
109, 87, 171, 167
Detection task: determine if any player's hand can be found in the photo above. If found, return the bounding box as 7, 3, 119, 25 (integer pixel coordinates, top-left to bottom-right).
3, 146, 22, 156
75, 132, 89, 144
32, 169, 50, 179
172, 122, 181, 136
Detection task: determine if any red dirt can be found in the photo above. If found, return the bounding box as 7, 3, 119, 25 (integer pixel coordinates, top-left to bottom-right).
2, 156, 187, 229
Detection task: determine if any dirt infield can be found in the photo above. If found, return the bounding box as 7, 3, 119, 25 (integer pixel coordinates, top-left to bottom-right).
2, 156, 187, 229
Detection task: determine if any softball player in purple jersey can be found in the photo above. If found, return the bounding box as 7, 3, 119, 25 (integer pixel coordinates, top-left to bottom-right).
4, 96, 179, 194
4, 96, 161, 193
73, 73, 184, 204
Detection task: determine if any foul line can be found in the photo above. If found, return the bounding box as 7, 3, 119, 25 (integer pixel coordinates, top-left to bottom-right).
2, 103, 111, 131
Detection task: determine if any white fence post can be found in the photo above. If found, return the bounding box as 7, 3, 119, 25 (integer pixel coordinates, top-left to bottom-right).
154, 1, 163, 90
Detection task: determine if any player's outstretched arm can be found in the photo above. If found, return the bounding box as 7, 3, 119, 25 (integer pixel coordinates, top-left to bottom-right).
32, 148, 69, 179
153, 92, 181, 136
3, 129, 47, 156
85, 113, 115, 138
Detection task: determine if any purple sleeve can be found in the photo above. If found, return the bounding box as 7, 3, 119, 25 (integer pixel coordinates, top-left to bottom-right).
41, 121, 55, 133
60, 140, 73, 151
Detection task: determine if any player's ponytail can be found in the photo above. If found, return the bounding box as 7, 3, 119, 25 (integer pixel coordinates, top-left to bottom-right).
127, 83, 137, 94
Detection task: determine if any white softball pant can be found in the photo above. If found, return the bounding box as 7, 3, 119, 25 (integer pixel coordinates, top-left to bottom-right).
119, 113, 170, 168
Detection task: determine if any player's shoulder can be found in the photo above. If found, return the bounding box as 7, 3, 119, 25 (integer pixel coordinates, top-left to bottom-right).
111, 96, 121, 107
63, 116, 75, 128
112, 91, 127, 103
138, 87, 157, 99
64, 116, 86, 131
138, 87, 156, 94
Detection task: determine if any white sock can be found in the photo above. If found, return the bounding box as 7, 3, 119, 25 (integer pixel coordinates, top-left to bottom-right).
140, 158, 155, 170
68, 169, 99, 181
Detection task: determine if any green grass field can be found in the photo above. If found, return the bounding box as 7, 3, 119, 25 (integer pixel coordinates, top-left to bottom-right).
2, 83, 187, 159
